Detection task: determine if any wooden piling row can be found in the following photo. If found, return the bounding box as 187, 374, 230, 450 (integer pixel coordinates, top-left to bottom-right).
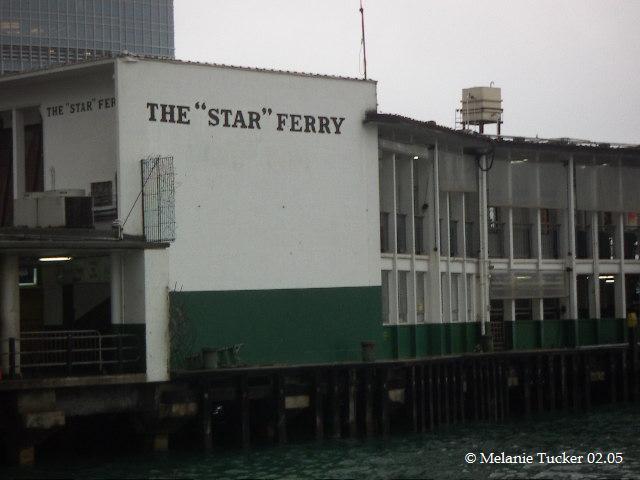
194, 345, 637, 450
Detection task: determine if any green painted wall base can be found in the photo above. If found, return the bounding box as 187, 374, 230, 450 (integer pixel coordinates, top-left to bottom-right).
503, 318, 627, 351
380, 322, 481, 359
170, 285, 626, 368
170, 286, 383, 368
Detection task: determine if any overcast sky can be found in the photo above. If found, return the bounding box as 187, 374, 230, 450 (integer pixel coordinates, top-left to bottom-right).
175, 1, 640, 144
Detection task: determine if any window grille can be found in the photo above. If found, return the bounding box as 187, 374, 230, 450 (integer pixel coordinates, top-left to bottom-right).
141, 155, 175, 242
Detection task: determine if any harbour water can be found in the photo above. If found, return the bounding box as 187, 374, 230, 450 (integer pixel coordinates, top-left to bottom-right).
3, 404, 640, 479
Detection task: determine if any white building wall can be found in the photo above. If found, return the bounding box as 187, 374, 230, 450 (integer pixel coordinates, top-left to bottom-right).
115, 58, 380, 292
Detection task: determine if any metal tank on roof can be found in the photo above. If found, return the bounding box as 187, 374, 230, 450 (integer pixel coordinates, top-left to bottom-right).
459, 85, 503, 134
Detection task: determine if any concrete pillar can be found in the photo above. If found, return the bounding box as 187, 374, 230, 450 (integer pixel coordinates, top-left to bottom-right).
533, 299, 544, 320
460, 193, 469, 322
504, 299, 516, 347
110, 252, 123, 325
478, 154, 490, 334
428, 143, 443, 325
566, 154, 578, 319
616, 213, 626, 319
407, 155, 417, 332
590, 212, 601, 318
12, 109, 25, 199
1, 254, 20, 375
533, 298, 545, 348
506, 208, 514, 267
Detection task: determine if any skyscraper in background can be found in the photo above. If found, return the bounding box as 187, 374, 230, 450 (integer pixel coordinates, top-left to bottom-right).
0, 0, 174, 75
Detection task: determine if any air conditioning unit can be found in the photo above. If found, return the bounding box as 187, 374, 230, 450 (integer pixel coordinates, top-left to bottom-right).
14, 190, 93, 228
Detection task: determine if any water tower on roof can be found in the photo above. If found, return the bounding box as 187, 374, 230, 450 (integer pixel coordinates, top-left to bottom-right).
456, 84, 503, 134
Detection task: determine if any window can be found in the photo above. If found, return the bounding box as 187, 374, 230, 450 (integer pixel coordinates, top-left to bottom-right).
451, 274, 460, 322
466, 274, 475, 322
398, 271, 408, 323
91, 181, 113, 207
416, 272, 426, 323
515, 299, 533, 321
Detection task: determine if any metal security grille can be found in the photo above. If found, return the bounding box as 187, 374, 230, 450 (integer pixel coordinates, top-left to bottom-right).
141, 155, 175, 242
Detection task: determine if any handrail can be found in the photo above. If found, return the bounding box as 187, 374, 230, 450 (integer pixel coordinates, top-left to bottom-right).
0, 330, 142, 378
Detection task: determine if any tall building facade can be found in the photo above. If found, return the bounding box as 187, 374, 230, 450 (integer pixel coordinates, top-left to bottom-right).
0, 0, 174, 75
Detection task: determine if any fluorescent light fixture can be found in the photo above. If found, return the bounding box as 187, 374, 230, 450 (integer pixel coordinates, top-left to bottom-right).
516, 275, 531, 280
39, 256, 72, 262
599, 275, 614, 280
413, 156, 419, 160
510, 158, 528, 164
605, 279, 615, 284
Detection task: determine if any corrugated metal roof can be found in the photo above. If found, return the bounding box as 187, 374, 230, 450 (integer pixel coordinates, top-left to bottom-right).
367, 112, 640, 154
0, 53, 375, 84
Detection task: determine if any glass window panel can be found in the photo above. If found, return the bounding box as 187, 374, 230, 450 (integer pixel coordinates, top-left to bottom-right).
416, 272, 426, 323
398, 271, 408, 324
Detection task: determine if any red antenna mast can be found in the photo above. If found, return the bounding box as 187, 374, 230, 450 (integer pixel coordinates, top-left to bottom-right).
360, 0, 368, 79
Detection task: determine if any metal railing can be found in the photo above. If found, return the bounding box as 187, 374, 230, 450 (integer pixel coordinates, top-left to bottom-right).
541, 223, 560, 259
513, 223, 533, 259
1, 330, 142, 378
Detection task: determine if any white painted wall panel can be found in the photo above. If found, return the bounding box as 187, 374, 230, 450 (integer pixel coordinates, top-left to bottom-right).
144, 249, 169, 382
116, 59, 380, 292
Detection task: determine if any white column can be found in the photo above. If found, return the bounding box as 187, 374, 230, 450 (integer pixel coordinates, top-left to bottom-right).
478, 154, 490, 334
444, 192, 452, 322
533, 299, 544, 320
408, 156, 417, 325
507, 208, 514, 267
12, 109, 25, 199
1, 255, 20, 374
428, 142, 442, 324
461, 193, 469, 322
590, 212, 601, 318
110, 252, 123, 325
390, 153, 399, 324
615, 212, 626, 318
567, 154, 578, 319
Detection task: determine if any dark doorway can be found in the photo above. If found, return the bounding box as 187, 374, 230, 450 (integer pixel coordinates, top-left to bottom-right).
599, 277, 616, 319
24, 123, 44, 193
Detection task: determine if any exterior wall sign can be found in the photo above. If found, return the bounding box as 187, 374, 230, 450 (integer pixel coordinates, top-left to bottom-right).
146, 102, 346, 134
45, 97, 116, 117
